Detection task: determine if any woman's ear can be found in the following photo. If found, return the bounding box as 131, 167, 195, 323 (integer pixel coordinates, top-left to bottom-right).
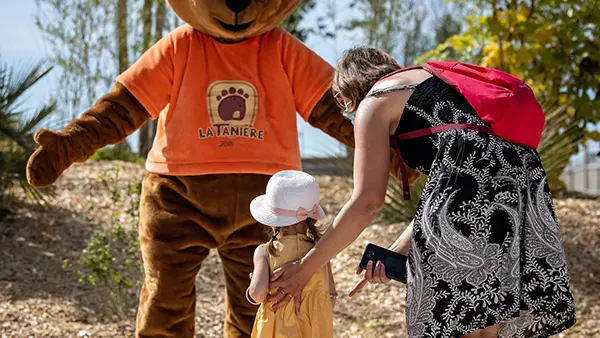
307, 90, 355, 149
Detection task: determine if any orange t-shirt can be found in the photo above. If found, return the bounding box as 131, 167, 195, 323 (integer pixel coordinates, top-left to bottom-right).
116, 24, 333, 176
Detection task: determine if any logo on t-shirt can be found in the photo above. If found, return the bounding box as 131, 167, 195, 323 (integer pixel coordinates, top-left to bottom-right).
200, 80, 264, 141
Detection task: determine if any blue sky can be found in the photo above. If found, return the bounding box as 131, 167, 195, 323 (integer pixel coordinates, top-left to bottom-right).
1, 1, 597, 163
0, 0, 361, 158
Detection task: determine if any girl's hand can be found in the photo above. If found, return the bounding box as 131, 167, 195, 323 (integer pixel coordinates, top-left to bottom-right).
348, 260, 391, 297
267, 260, 313, 315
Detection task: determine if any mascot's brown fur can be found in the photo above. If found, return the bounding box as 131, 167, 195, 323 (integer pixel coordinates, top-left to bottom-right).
26, 1, 419, 337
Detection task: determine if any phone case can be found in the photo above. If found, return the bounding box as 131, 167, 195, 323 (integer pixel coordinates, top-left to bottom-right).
359, 243, 407, 284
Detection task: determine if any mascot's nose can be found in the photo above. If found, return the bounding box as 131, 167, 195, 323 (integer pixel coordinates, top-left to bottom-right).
225, 0, 251, 13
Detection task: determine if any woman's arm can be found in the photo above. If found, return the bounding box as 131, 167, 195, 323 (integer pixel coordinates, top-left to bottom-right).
299, 90, 412, 276
389, 220, 414, 255
247, 244, 270, 304
269, 86, 414, 310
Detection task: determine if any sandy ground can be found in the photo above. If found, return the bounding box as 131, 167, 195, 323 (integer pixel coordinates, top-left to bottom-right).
1, 161, 599, 337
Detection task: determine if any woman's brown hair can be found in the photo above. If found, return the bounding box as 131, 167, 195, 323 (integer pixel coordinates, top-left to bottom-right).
333, 46, 403, 113
333, 46, 422, 186
267, 219, 327, 257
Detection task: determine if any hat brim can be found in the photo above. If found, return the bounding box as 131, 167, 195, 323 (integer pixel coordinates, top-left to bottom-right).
250, 195, 325, 227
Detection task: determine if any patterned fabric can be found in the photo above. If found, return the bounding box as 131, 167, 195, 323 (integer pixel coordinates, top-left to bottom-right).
392, 76, 576, 337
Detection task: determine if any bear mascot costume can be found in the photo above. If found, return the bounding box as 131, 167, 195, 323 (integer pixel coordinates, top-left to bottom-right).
26, 0, 418, 337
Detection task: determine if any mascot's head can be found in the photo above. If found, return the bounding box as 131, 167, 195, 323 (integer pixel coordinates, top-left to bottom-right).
167, 0, 302, 42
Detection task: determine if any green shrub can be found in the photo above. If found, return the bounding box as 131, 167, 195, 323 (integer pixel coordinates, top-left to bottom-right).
90, 146, 145, 164
63, 165, 143, 318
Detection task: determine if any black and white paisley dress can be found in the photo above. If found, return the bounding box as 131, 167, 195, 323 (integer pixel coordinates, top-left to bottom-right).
386, 76, 576, 337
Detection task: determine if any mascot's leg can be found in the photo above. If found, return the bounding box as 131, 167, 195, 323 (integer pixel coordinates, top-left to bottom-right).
136, 173, 269, 338
216, 174, 270, 338
136, 173, 218, 338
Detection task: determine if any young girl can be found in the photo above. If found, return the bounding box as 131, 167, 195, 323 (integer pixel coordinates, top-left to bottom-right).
246, 170, 337, 337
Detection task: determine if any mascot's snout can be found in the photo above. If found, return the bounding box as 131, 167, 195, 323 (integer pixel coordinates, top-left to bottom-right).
225, 0, 251, 13
219, 0, 254, 32
167, 0, 301, 41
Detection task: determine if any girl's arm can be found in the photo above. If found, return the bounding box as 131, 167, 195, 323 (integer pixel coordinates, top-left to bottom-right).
247, 244, 270, 304
327, 261, 337, 308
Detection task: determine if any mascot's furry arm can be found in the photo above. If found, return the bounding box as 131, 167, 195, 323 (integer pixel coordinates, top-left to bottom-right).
26, 85, 354, 187
27, 85, 418, 188
26, 83, 149, 187
308, 88, 354, 149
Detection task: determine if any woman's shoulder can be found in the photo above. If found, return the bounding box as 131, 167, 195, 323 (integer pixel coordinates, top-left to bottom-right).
370, 68, 433, 93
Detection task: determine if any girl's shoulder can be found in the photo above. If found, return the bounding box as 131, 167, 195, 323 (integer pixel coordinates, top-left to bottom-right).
255, 243, 268, 252
254, 244, 270, 260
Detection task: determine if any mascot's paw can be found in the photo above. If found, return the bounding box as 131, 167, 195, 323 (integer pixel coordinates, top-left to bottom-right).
26, 129, 69, 188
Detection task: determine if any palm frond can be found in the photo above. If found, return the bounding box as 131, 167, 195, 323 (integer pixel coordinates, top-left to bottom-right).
0, 58, 57, 205
536, 100, 584, 191
19, 101, 58, 135
1, 62, 53, 113
379, 175, 426, 223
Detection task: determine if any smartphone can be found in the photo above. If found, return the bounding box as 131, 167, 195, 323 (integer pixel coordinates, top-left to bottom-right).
359, 243, 408, 284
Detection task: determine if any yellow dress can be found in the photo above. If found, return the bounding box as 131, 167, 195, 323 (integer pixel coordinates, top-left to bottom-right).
251, 233, 333, 338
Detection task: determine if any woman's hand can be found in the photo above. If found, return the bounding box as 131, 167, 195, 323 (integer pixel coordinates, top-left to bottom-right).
348, 260, 391, 297
267, 260, 313, 315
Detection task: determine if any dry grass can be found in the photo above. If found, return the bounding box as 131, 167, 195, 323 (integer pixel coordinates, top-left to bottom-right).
1, 161, 598, 337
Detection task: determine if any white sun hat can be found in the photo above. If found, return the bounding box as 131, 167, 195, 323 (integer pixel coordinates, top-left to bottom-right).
250, 170, 325, 227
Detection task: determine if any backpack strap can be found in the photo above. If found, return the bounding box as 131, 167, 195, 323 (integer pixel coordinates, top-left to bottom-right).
391, 123, 494, 200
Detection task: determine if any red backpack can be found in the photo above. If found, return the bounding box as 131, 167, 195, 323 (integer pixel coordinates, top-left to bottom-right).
379, 62, 546, 200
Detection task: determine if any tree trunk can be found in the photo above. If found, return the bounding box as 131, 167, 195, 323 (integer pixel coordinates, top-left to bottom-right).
491, 0, 505, 71
116, 0, 129, 74
154, 0, 166, 41
137, 0, 155, 157
138, 0, 167, 157
114, 0, 131, 153
147, 0, 167, 154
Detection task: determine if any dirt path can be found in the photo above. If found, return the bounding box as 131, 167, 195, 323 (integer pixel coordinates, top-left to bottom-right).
1, 161, 598, 337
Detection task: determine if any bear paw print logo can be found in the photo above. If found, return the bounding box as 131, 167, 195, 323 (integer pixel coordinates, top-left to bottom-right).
216, 87, 250, 121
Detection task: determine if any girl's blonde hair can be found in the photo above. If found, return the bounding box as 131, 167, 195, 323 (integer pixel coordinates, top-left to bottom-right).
266, 218, 327, 256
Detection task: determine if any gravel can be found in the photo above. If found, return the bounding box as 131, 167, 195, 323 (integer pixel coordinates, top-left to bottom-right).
1, 161, 598, 337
